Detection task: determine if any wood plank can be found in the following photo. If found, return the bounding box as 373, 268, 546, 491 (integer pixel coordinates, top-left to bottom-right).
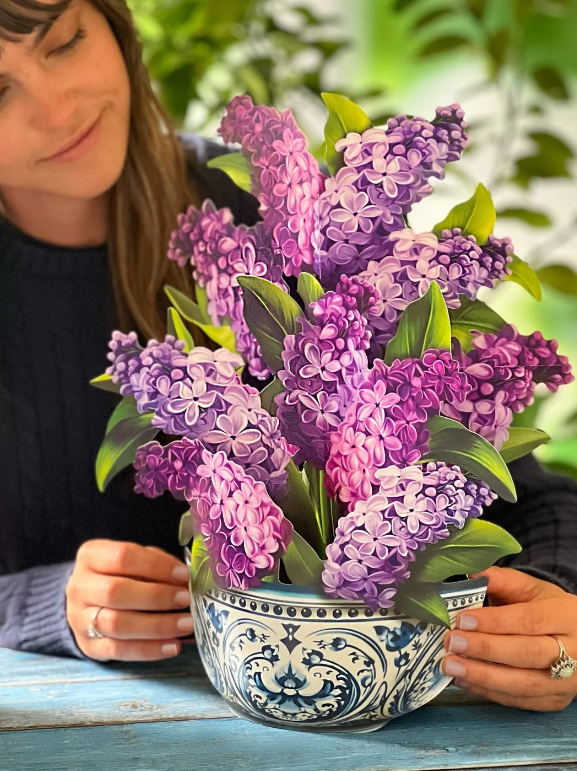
0, 704, 576, 771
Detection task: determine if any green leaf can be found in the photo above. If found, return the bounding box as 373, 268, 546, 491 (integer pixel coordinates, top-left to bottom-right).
167, 307, 194, 352
105, 396, 139, 434
164, 285, 238, 353
279, 460, 325, 557
259, 377, 285, 416
206, 152, 252, 192
466, 0, 487, 18
537, 264, 577, 297
500, 427, 551, 463
394, 584, 450, 628
512, 132, 573, 188
384, 281, 451, 364
95, 411, 159, 493
421, 416, 517, 503
497, 208, 552, 227
237, 276, 302, 372
533, 66, 569, 101
178, 510, 195, 548
320, 92, 372, 176
297, 272, 325, 321
433, 183, 496, 243
90, 373, 121, 394
282, 531, 325, 587
418, 35, 470, 58
190, 535, 214, 594
412, 8, 454, 31
411, 519, 521, 583
504, 255, 542, 301
449, 297, 505, 352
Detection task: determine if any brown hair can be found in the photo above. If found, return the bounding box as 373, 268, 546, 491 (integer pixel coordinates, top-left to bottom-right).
0, 0, 200, 341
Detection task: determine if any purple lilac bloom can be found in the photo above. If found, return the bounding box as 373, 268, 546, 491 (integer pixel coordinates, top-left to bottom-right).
313, 105, 468, 286
325, 351, 471, 509
134, 439, 293, 591
107, 336, 291, 499
322, 461, 495, 609
218, 94, 325, 276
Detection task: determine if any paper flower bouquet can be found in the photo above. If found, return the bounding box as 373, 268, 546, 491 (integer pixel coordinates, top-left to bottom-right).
92, 93, 573, 729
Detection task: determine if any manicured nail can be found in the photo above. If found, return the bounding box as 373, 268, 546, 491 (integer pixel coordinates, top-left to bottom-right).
161, 643, 178, 657
175, 590, 191, 606
177, 616, 194, 633
172, 565, 190, 583
448, 633, 469, 654
444, 659, 467, 678
458, 614, 478, 631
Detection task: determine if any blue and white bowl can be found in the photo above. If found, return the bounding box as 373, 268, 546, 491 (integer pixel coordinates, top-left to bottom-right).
186, 549, 487, 733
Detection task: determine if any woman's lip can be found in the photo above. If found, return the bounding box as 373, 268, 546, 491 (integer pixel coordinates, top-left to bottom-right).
44, 114, 102, 162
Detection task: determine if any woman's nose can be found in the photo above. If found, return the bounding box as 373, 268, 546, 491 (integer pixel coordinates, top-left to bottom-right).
27, 74, 78, 132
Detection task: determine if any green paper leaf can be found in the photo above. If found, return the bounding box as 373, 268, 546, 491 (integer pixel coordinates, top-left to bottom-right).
282, 531, 324, 587
500, 427, 551, 463
449, 298, 506, 352
206, 152, 252, 192
394, 584, 450, 628
167, 307, 195, 352
178, 510, 195, 547
421, 415, 517, 503
164, 285, 238, 353
412, 519, 522, 583
321, 92, 372, 176
384, 281, 451, 364
537, 264, 577, 297
237, 276, 302, 372
259, 377, 285, 416
497, 208, 552, 228
433, 183, 496, 244
278, 460, 324, 557
90, 373, 121, 394
504, 255, 542, 301
190, 535, 215, 594
297, 272, 325, 321
95, 410, 159, 493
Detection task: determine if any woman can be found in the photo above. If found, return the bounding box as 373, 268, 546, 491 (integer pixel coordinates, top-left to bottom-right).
0, 0, 575, 714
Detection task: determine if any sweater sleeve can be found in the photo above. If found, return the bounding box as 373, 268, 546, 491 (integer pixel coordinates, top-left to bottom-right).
483, 453, 577, 595
0, 561, 90, 659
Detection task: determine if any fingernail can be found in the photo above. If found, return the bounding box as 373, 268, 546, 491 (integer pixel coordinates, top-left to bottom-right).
175, 590, 191, 606
177, 616, 194, 633
172, 565, 190, 583
448, 633, 469, 654
458, 614, 478, 631
161, 643, 178, 657
455, 679, 470, 690
444, 659, 467, 678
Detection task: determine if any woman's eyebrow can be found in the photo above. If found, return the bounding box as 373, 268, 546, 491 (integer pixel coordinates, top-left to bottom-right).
0, 20, 55, 62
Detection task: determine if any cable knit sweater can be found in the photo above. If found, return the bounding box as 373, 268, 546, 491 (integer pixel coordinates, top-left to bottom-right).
0, 135, 576, 660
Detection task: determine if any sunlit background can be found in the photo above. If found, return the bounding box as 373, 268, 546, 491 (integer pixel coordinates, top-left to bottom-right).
128, 0, 577, 481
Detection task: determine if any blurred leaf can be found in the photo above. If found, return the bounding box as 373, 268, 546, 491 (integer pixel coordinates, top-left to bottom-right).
421, 416, 517, 502
178, 510, 195, 548
260, 377, 285, 416
539, 435, 577, 465
95, 409, 158, 493
384, 282, 451, 364
533, 66, 569, 100
433, 183, 496, 243
412, 7, 455, 30
449, 297, 505, 351
466, 0, 487, 19
497, 208, 552, 227
511, 393, 548, 428
282, 531, 324, 587
487, 30, 510, 77
500, 427, 551, 463
394, 583, 450, 628
293, 6, 323, 25
537, 264, 577, 296
237, 276, 302, 372
412, 519, 521, 582
279, 460, 325, 557
206, 153, 252, 193
90, 372, 121, 394
321, 92, 372, 176
504, 255, 542, 301
543, 461, 577, 485
190, 535, 214, 594
418, 35, 471, 58
393, 0, 422, 10
164, 285, 238, 353
167, 307, 195, 352
512, 132, 573, 188
297, 273, 325, 320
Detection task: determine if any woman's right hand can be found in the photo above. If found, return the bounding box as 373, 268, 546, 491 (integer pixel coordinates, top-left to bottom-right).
65, 539, 194, 661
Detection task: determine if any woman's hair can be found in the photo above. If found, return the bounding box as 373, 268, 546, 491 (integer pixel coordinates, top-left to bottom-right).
0, 0, 201, 341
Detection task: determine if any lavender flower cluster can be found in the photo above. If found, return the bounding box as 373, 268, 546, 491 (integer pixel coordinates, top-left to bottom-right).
445, 325, 574, 449
134, 438, 293, 591
106, 335, 291, 499
322, 462, 496, 609
313, 105, 469, 286
325, 351, 471, 509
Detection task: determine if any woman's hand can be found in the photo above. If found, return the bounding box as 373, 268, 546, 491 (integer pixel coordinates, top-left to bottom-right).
65, 539, 194, 662
441, 566, 577, 712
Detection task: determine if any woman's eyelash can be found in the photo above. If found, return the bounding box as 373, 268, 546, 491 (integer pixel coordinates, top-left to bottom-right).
51, 26, 87, 56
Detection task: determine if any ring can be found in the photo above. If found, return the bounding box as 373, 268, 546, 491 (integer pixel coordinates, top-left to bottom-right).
549, 636, 577, 680
87, 607, 106, 639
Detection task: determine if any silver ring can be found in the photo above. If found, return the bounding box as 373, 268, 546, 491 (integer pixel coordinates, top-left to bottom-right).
87, 607, 106, 639
550, 636, 577, 680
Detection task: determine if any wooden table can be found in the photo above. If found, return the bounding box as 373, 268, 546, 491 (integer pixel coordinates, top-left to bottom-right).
1, 644, 576, 771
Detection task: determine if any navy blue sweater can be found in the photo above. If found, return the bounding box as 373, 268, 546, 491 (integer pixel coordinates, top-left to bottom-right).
0, 136, 576, 659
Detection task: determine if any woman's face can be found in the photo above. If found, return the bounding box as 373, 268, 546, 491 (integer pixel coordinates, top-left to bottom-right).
0, 0, 130, 202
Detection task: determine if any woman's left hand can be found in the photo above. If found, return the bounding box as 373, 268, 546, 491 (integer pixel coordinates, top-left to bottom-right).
441, 566, 577, 712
